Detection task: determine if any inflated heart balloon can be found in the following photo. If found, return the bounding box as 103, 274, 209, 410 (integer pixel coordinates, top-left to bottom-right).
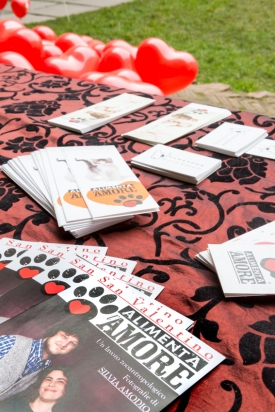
32, 25, 57, 41
0, 19, 24, 37
0, 0, 8, 10
98, 46, 136, 72
43, 45, 99, 78
0, 51, 34, 70
93, 43, 105, 57
0, 28, 43, 67
86, 39, 105, 48
11, 0, 30, 18
33, 43, 63, 71
55, 32, 88, 52
103, 39, 138, 59
136, 37, 198, 95
81, 35, 94, 43
80, 68, 141, 82
86, 74, 164, 95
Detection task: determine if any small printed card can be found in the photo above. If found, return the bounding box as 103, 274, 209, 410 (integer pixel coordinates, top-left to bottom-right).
48, 93, 155, 134
122, 103, 231, 145
131, 144, 222, 184
195, 122, 268, 156
246, 138, 275, 159
208, 243, 275, 297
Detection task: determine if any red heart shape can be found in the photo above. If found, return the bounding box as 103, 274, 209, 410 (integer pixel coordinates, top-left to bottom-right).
43, 46, 99, 78
11, 0, 30, 18
32, 25, 57, 41
98, 47, 136, 72
55, 32, 88, 52
261, 258, 275, 273
135, 37, 198, 95
69, 300, 91, 315
44, 282, 66, 294
0, 261, 11, 270
19, 267, 40, 278
0, 51, 34, 70
89, 74, 163, 96
103, 40, 138, 59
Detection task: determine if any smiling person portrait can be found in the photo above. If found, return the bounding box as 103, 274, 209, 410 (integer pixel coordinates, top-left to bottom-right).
0, 320, 88, 401
0, 365, 78, 412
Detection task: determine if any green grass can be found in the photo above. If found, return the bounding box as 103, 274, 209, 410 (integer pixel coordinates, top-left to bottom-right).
26, 0, 275, 92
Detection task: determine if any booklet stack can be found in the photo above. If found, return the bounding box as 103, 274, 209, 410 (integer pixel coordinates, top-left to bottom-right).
195, 122, 268, 157
1, 145, 159, 238
0, 237, 225, 412
246, 138, 275, 159
48, 93, 155, 134
121, 103, 231, 145
195, 220, 275, 272
131, 144, 222, 184
208, 243, 275, 297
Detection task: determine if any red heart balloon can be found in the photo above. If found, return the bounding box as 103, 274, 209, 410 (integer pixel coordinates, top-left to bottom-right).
0, 28, 43, 67
90, 74, 164, 95
44, 282, 66, 294
98, 47, 136, 72
136, 37, 198, 95
103, 40, 138, 59
0, 19, 24, 38
32, 25, 57, 41
0, 51, 34, 70
0, 0, 8, 10
69, 300, 91, 314
55, 32, 88, 52
43, 45, 99, 78
80, 68, 141, 83
11, 0, 30, 18
19, 267, 40, 278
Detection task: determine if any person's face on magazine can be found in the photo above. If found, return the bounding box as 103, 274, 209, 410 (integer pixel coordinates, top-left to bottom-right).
44, 331, 79, 356
39, 370, 68, 402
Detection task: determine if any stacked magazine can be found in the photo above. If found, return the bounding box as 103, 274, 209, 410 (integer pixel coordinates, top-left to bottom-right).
195, 122, 268, 156
208, 243, 275, 297
1, 146, 159, 238
121, 103, 231, 145
48, 93, 155, 134
195, 221, 275, 297
131, 144, 222, 184
0, 237, 225, 411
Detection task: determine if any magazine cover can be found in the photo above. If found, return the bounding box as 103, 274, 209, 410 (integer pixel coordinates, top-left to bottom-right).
0, 275, 224, 411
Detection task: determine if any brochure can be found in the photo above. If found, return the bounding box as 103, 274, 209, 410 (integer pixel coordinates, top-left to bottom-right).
121, 103, 231, 145
208, 243, 275, 297
131, 144, 222, 184
195, 122, 268, 157
245, 138, 275, 159
63, 145, 159, 220
0, 274, 224, 411
48, 93, 155, 134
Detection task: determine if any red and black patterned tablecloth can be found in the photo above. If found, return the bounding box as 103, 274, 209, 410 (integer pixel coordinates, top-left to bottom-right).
0, 64, 275, 412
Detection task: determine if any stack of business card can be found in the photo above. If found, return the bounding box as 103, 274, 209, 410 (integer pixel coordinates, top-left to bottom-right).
1, 146, 159, 238
48, 93, 155, 134
121, 103, 231, 145
195, 122, 268, 156
208, 243, 275, 297
131, 144, 222, 184
195, 220, 275, 272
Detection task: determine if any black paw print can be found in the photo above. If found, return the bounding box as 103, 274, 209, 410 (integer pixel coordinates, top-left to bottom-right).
114, 194, 143, 207
16, 253, 57, 279
66, 286, 118, 319
43, 268, 90, 295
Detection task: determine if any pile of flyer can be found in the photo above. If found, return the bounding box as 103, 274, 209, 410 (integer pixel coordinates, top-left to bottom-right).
1, 145, 159, 238
195, 221, 275, 297
0, 237, 224, 411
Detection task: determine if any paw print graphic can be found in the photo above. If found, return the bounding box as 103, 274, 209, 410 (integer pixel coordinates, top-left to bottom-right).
0, 248, 26, 270
43, 268, 90, 295
66, 286, 118, 319
114, 194, 143, 207
16, 253, 57, 279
